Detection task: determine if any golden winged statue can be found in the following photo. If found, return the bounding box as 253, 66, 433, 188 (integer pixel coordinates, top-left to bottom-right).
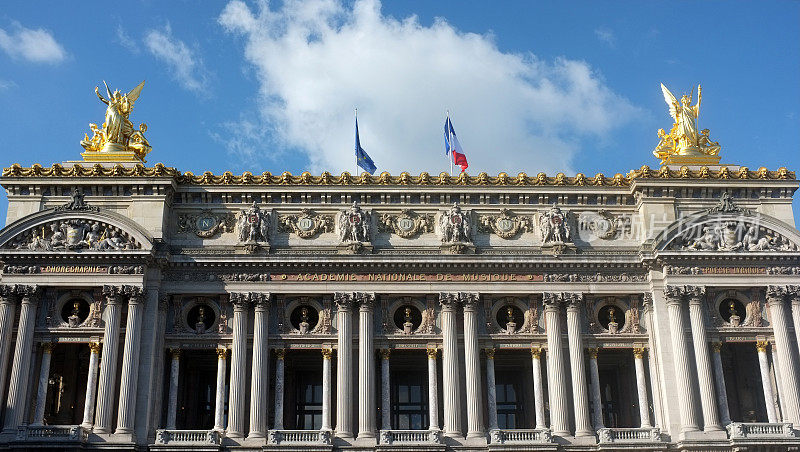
80, 80, 152, 162
654, 83, 720, 165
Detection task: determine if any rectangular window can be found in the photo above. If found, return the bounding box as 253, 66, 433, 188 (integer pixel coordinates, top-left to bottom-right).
295, 375, 322, 429
391, 371, 428, 430
495, 371, 525, 429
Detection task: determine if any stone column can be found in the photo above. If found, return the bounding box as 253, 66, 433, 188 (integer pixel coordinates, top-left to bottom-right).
214, 347, 228, 432
274, 349, 286, 430
166, 348, 181, 430
439, 293, 463, 437
686, 286, 722, 432
587, 347, 604, 429
664, 287, 700, 433
643, 293, 664, 428
32, 342, 54, 425
0, 286, 18, 405
321, 348, 333, 432
427, 348, 440, 431
791, 291, 800, 361
2, 285, 40, 431
485, 349, 498, 431
357, 293, 377, 439
566, 295, 592, 437
380, 349, 391, 431
227, 293, 251, 438
249, 295, 271, 439
531, 347, 547, 430
710, 342, 731, 426
94, 286, 123, 433
334, 292, 355, 439
543, 293, 569, 436
116, 286, 145, 434
757, 340, 778, 423
767, 286, 800, 425
462, 293, 485, 439
632, 348, 651, 428
81, 341, 102, 428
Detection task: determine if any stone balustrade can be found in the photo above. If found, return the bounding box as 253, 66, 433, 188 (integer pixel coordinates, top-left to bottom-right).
597, 427, 662, 443
379, 429, 443, 445
154, 429, 220, 445
727, 422, 796, 439
268, 429, 332, 445
15, 425, 89, 442
488, 428, 553, 444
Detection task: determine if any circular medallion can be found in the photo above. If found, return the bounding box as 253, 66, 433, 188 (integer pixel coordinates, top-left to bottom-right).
297, 217, 314, 232
551, 216, 562, 225
450, 215, 462, 225
349, 214, 361, 224
196, 215, 218, 233
248, 214, 259, 224
594, 218, 611, 235
496, 218, 514, 232
397, 217, 415, 232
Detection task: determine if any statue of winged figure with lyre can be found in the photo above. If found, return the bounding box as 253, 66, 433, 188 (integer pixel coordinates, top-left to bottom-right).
80, 80, 152, 161
654, 83, 720, 165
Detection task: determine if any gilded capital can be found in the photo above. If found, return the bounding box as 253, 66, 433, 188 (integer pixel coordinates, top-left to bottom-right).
216, 347, 229, 360
89, 341, 102, 353
756, 340, 770, 353
711, 342, 723, 353
426, 347, 438, 359
40, 342, 54, 353
531, 347, 543, 359
380, 348, 391, 360
587, 347, 599, 359
275, 348, 286, 359
485, 348, 495, 359
633, 347, 646, 359
321, 347, 333, 360
170, 348, 181, 359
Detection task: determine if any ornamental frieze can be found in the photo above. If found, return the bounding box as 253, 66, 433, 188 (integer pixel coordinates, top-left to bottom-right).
176, 210, 236, 238
578, 210, 632, 240
674, 220, 797, 252
378, 209, 434, 239
478, 208, 532, 239
278, 209, 333, 238
4, 218, 139, 251
2, 264, 144, 275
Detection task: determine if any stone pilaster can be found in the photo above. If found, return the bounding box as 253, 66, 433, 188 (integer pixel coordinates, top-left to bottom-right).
0, 286, 18, 406
32, 342, 53, 425
166, 348, 181, 430
227, 292, 253, 438
543, 292, 569, 436
686, 286, 721, 432
485, 348, 498, 431
633, 348, 652, 428
116, 285, 145, 434
664, 286, 700, 434
94, 285, 123, 433
767, 285, 800, 425
710, 342, 731, 426
427, 347, 440, 431
756, 341, 778, 423
357, 292, 377, 440
81, 341, 102, 429
380, 349, 391, 431
274, 349, 286, 430
2, 285, 40, 431
462, 293, 485, 439
249, 295, 271, 439
214, 347, 228, 431
439, 293, 463, 437
566, 294, 592, 437
531, 347, 547, 430
587, 347, 604, 429
334, 292, 355, 439
321, 348, 333, 432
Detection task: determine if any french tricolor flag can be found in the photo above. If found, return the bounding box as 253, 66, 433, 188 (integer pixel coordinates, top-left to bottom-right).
444, 117, 469, 172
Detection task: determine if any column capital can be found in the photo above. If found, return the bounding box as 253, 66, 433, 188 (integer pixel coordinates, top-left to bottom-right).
333, 292, 355, 310
170, 347, 181, 359
531, 346, 543, 359
426, 347, 438, 359
216, 347, 228, 359
229, 292, 270, 309
788, 285, 800, 303
542, 292, 562, 307
122, 285, 144, 304
711, 341, 723, 353
642, 292, 653, 307
275, 348, 286, 359
40, 342, 54, 353
16, 284, 42, 304
586, 347, 599, 359
102, 285, 124, 302
321, 347, 334, 360
380, 348, 391, 360
461, 292, 480, 310
632, 347, 646, 359
565, 293, 584, 310
664, 285, 684, 304
756, 340, 770, 352
357, 292, 376, 310
485, 348, 495, 359
89, 341, 102, 353
438, 292, 459, 310
766, 285, 788, 305
685, 285, 706, 304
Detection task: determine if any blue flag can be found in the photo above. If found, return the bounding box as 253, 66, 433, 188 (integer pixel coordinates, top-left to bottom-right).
355, 117, 377, 175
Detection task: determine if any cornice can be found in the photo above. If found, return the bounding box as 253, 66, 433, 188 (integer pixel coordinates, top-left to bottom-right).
2, 163, 794, 187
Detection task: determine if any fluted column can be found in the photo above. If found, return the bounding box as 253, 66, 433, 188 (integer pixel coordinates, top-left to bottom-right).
643, 294, 663, 428
566, 295, 592, 437
3, 285, 40, 431
710, 342, 731, 426
32, 342, 54, 425
249, 295, 271, 439
633, 348, 651, 428
587, 347, 604, 429
427, 348, 440, 431
664, 286, 700, 433
485, 349, 498, 431
358, 293, 377, 439
439, 293, 463, 437
166, 348, 181, 430
116, 286, 145, 434
756, 341, 778, 422
334, 292, 355, 439
321, 348, 333, 431
214, 348, 228, 431
791, 290, 800, 361
531, 347, 547, 429
543, 293, 569, 436
94, 286, 123, 433
274, 349, 286, 429
462, 293, 484, 439
81, 342, 102, 428
767, 285, 800, 425
0, 287, 18, 405
380, 349, 391, 430
686, 286, 722, 432
227, 293, 251, 438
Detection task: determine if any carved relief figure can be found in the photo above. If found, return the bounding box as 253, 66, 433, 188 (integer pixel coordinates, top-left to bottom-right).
338, 202, 371, 243
439, 203, 471, 243
236, 202, 270, 243
540, 204, 573, 244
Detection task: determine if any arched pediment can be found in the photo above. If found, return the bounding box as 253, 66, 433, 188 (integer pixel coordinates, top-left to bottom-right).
0, 195, 154, 252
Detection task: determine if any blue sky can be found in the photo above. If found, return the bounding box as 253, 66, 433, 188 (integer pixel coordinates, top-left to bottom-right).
1, 0, 799, 226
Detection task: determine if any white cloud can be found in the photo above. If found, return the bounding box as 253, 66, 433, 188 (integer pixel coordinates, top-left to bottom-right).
0, 23, 66, 63
594, 27, 616, 47
116, 25, 139, 54
219, 0, 638, 174
0, 79, 15, 90
144, 25, 209, 93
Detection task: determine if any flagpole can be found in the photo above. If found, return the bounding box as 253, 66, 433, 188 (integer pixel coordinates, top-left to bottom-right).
354, 108, 358, 177
446, 110, 453, 176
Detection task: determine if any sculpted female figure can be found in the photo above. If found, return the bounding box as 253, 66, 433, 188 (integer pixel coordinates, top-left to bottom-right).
93, 80, 144, 150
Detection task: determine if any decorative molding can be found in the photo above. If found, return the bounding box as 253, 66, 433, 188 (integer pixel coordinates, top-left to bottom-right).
378, 209, 434, 239
278, 209, 333, 238
478, 208, 532, 239
176, 210, 235, 238
4, 218, 140, 251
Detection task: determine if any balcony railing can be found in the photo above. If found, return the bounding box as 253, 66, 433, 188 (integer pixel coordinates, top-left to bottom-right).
727, 422, 797, 439
488, 428, 553, 444
597, 427, 662, 443
15, 425, 89, 442
154, 429, 220, 445
379, 429, 443, 445
268, 429, 332, 445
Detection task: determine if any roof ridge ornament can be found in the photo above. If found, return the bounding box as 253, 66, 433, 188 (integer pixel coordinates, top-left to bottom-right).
54, 189, 100, 213
706, 192, 751, 215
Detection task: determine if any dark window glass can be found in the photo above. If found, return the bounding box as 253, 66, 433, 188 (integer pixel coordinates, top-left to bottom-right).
391, 370, 428, 430
295, 373, 322, 429
496, 371, 525, 429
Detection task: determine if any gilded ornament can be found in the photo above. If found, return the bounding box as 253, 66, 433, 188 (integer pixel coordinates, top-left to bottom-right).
81, 80, 151, 162
654, 83, 721, 165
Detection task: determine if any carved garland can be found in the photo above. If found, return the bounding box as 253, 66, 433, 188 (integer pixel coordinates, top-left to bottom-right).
278, 209, 334, 238
176, 210, 236, 238
478, 209, 532, 239
378, 210, 434, 238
